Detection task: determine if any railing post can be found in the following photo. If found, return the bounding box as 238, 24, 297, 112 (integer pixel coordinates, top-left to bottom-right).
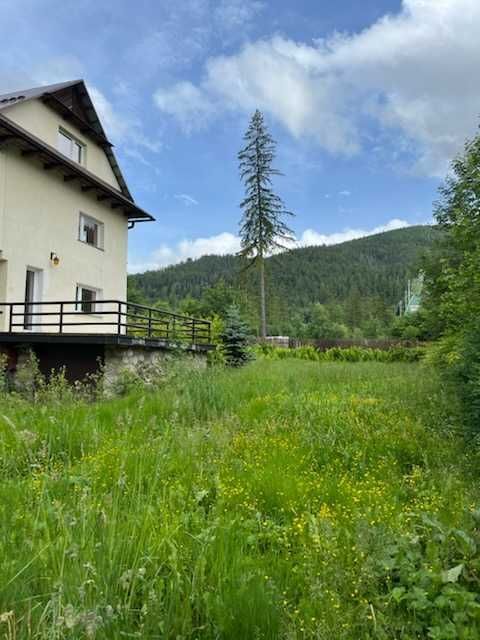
172, 316, 176, 341
59, 302, 64, 334
191, 320, 195, 344
117, 301, 122, 335
207, 321, 211, 345
148, 308, 152, 338
9, 304, 13, 333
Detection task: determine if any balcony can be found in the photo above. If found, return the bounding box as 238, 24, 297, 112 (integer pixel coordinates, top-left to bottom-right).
0, 300, 212, 350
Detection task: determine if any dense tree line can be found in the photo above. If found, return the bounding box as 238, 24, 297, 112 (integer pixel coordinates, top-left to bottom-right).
129, 225, 439, 338
420, 131, 480, 434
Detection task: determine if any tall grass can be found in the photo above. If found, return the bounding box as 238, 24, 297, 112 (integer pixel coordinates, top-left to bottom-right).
0, 361, 479, 638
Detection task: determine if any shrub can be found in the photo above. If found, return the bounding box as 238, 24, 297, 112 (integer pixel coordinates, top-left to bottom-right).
221, 305, 253, 367
428, 323, 480, 436
254, 344, 426, 363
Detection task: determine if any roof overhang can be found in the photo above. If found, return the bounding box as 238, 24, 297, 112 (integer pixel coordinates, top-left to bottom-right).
0, 113, 154, 223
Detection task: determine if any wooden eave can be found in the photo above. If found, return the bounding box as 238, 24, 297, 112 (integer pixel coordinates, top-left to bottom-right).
0, 114, 154, 223
42, 92, 113, 149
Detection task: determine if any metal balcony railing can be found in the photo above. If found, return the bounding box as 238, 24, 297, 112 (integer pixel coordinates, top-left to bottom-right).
0, 300, 211, 345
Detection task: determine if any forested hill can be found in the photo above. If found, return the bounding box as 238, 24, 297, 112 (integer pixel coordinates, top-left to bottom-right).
130, 225, 439, 311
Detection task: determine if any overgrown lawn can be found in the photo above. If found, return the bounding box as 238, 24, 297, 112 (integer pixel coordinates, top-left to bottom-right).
1, 361, 479, 639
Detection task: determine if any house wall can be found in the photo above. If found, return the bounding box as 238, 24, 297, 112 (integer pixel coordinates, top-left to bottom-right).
0, 142, 128, 333
1, 100, 121, 190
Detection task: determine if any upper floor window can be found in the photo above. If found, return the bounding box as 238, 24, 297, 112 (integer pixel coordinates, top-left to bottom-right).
58, 128, 84, 164
79, 212, 104, 250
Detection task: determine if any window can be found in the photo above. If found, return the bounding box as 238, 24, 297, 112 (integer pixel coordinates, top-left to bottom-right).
79, 213, 104, 249
76, 285, 101, 314
58, 128, 84, 164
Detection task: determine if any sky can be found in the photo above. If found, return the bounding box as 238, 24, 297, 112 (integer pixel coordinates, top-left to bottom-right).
0, 0, 479, 272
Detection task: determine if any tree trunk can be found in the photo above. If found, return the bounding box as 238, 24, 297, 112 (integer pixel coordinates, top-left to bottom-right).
259, 255, 267, 339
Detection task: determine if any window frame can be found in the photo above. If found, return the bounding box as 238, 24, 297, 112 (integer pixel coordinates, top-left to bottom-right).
78, 212, 104, 250
58, 127, 85, 165
75, 284, 103, 315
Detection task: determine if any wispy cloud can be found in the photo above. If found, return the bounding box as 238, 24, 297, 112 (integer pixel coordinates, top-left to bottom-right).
154, 82, 215, 133
174, 193, 199, 206
339, 190, 351, 197
128, 218, 415, 272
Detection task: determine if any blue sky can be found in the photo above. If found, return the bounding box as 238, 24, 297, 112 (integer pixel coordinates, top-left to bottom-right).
1, 0, 479, 271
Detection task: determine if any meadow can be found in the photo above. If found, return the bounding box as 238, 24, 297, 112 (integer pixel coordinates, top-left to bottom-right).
1, 359, 479, 639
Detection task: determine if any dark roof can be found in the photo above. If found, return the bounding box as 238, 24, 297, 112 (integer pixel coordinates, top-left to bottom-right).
0, 112, 154, 222
0, 79, 140, 206
0, 80, 80, 110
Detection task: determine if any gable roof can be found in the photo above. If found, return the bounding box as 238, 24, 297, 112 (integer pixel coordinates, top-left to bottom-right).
0, 112, 154, 223
0, 79, 132, 201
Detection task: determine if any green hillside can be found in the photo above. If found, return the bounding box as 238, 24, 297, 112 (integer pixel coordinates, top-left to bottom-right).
130, 226, 439, 334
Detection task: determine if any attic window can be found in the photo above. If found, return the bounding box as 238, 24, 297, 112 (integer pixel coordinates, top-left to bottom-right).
58, 128, 84, 164
79, 213, 104, 249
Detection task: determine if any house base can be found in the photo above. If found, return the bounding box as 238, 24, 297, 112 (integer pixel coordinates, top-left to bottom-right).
0, 333, 211, 392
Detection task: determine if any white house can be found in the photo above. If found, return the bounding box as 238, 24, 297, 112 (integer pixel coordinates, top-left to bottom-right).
0, 79, 154, 333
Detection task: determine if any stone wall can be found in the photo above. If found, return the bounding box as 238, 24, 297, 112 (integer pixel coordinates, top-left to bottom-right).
103, 344, 207, 394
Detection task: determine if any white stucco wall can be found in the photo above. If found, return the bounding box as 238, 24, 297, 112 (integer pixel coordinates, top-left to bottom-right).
0, 140, 128, 333
1, 100, 121, 190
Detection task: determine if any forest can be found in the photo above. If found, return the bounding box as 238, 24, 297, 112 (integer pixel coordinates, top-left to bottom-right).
129, 225, 439, 339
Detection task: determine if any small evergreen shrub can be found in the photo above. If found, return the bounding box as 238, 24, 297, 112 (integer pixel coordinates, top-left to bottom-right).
220, 305, 253, 367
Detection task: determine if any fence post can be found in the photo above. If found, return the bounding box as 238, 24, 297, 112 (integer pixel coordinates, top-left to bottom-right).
191, 320, 196, 344
9, 304, 13, 333
148, 307, 152, 338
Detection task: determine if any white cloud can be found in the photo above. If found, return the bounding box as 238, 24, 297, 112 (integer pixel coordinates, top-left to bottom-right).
129, 232, 241, 272
154, 0, 480, 176
339, 190, 351, 197
89, 85, 162, 154
298, 218, 411, 247
128, 218, 414, 272
174, 193, 199, 206
154, 81, 215, 133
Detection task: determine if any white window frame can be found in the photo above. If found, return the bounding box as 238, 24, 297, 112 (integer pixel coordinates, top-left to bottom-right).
78, 212, 104, 250
58, 127, 85, 165
75, 285, 103, 315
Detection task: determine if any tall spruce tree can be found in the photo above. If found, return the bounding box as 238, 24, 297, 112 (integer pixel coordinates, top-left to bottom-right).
238, 110, 294, 338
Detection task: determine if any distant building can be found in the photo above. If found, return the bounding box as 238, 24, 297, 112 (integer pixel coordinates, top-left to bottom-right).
397, 274, 424, 315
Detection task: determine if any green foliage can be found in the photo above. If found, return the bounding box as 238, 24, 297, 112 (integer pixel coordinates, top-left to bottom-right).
238, 109, 294, 337
220, 305, 252, 367
255, 344, 426, 363
238, 110, 294, 259
129, 226, 440, 336
424, 130, 480, 434
373, 513, 480, 639
0, 360, 478, 638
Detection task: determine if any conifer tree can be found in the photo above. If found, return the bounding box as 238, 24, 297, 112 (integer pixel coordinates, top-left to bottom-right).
220, 305, 251, 367
238, 110, 294, 338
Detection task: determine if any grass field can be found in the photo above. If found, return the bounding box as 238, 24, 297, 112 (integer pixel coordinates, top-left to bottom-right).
1, 360, 479, 639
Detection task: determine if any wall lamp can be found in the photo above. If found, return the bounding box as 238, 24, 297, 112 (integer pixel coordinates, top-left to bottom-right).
50, 252, 60, 266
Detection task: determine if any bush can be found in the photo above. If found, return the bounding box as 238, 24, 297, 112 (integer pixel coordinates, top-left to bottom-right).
254, 344, 426, 363
221, 305, 253, 367
428, 323, 480, 436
